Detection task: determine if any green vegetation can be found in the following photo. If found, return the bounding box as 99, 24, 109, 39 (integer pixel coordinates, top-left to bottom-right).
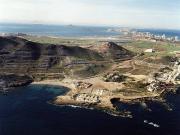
124, 40, 180, 56
24, 35, 100, 46
124, 81, 148, 91
73, 64, 110, 78
123, 40, 180, 66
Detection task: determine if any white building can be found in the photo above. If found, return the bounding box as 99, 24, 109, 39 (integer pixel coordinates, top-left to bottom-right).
144, 49, 155, 53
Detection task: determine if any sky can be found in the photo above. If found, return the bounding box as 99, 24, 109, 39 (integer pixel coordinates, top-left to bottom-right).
0, 0, 180, 29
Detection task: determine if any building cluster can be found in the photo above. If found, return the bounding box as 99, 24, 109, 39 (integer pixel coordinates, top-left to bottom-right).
147, 59, 180, 92
75, 93, 100, 103
91, 88, 109, 96
131, 31, 179, 42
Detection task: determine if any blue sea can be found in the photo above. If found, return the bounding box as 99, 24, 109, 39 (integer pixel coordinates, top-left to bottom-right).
0, 85, 179, 135
0, 23, 180, 38
0, 23, 120, 37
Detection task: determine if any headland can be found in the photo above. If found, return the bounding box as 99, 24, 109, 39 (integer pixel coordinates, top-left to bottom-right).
0, 34, 179, 116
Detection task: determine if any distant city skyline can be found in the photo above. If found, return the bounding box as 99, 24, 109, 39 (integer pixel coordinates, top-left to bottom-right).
0, 0, 180, 29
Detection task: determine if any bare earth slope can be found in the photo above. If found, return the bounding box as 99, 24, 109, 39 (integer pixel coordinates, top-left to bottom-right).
0, 36, 133, 80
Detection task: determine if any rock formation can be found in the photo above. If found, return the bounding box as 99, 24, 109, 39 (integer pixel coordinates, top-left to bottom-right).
0, 74, 33, 91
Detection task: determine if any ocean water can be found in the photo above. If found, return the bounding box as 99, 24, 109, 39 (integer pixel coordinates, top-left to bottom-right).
0, 85, 179, 135
0, 23, 120, 37
1, 23, 180, 38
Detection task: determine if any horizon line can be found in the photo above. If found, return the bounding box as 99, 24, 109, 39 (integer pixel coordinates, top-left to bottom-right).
0, 21, 180, 31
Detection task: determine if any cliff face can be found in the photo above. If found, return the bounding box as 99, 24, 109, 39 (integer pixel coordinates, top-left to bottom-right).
0, 74, 33, 90
0, 36, 133, 81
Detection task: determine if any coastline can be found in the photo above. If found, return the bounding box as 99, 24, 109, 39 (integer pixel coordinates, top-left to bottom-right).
1, 34, 178, 117
32, 79, 164, 117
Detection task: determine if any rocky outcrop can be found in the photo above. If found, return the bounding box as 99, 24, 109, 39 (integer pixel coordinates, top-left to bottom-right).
103, 72, 127, 82
0, 74, 33, 91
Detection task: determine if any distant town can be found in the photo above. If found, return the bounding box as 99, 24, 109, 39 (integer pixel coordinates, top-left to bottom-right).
107, 28, 179, 42
131, 31, 179, 42
1, 27, 179, 43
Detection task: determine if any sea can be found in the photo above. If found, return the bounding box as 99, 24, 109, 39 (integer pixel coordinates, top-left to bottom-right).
0, 23, 120, 37
0, 23, 180, 38
0, 85, 179, 135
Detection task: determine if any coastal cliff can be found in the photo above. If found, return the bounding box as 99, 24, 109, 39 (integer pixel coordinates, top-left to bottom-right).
0, 74, 33, 91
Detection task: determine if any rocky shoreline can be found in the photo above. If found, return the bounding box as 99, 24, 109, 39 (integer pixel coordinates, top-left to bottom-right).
0, 74, 33, 93
53, 87, 179, 117
52, 97, 133, 117
33, 77, 179, 117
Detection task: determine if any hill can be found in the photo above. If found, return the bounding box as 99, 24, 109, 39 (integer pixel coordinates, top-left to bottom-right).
91, 42, 134, 59
0, 36, 133, 80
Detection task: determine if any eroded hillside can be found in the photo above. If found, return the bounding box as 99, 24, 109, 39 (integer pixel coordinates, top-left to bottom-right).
0, 36, 133, 80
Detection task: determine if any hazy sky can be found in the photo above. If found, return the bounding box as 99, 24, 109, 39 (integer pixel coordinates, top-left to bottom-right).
0, 0, 180, 29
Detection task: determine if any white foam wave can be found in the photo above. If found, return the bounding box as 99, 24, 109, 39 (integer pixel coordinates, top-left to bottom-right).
144, 120, 160, 128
